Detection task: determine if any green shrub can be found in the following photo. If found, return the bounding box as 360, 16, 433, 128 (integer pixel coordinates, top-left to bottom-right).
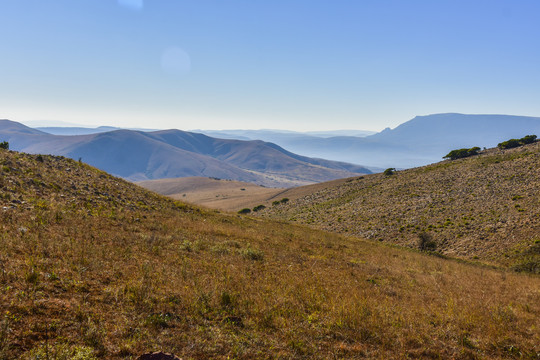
383, 168, 396, 176
253, 204, 266, 212
417, 232, 437, 251
238, 208, 251, 214
498, 135, 537, 149
241, 247, 264, 261
280, 198, 289, 204
24, 343, 97, 360
521, 134, 537, 144
498, 139, 521, 149
0, 141, 8, 150
443, 147, 480, 160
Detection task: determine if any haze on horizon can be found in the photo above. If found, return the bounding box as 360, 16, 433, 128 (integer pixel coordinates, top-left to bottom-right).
1, 1, 540, 132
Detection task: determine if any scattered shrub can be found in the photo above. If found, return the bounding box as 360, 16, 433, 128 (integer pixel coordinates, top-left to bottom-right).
272, 200, 280, 206
417, 232, 437, 251
145, 312, 172, 329
498, 135, 537, 149
238, 208, 251, 214
253, 204, 266, 212
280, 198, 289, 204
443, 147, 480, 160
241, 247, 264, 261
0, 141, 8, 150
24, 343, 97, 360
383, 168, 396, 176
521, 134, 537, 144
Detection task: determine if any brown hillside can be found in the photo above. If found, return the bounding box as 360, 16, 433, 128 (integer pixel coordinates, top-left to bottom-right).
137, 177, 281, 212
260, 142, 540, 269
137, 176, 359, 212
0, 149, 539, 359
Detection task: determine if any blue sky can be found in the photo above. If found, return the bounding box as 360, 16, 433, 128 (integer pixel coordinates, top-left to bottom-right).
1, 0, 540, 131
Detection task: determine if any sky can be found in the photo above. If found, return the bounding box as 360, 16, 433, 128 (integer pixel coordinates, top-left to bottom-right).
1, 0, 540, 131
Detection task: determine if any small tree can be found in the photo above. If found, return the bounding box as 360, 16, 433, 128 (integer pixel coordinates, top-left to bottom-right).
418, 232, 437, 252
498, 139, 521, 150
498, 135, 537, 149
238, 208, 251, 215
383, 168, 396, 176
443, 147, 480, 160
0, 141, 8, 150
521, 134, 537, 144
252, 204, 266, 212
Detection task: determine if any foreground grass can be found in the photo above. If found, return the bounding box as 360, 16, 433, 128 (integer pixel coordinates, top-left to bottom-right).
1, 151, 539, 359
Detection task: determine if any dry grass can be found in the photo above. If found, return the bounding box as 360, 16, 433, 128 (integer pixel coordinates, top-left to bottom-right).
136, 177, 282, 212
0, 150, 539, 359
261, 142, 540, 269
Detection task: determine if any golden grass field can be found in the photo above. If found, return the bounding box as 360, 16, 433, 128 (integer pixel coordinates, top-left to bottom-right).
137, 177, 282, 212
0, 149, 539, 359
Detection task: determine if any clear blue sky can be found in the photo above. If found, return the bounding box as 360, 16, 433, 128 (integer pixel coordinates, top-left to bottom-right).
1, 0, 540, 131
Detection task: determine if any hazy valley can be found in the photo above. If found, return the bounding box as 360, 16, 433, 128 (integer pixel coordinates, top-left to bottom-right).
198, 114, 540, 169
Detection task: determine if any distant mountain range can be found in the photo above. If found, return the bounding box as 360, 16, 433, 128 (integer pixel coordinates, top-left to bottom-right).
4, 113, 539, 182
0, 120, 372, 187
199, 114, 540, 168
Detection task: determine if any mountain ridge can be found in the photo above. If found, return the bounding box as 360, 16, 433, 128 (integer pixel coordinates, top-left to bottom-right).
0, 120, 372, 187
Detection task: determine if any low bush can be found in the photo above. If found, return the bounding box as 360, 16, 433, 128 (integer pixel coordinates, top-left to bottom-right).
238, 208, 251, 214
383, 168, 396, 176
0, 141, 8, 150
443, 147, 480, 160
417, 232, 437, 251
498, 135, 537, 149
253, 204, 266, 212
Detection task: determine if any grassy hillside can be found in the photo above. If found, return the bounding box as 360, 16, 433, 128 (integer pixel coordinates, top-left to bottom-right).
0, 149, 539, 359
260, 142, 540, 270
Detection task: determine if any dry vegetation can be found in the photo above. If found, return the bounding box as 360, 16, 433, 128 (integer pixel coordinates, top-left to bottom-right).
261, 142, 540, 270
137, 177, 282, 212
0, 149, 539, 359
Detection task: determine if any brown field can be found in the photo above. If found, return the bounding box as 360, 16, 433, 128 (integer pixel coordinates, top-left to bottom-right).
137, 177, 356, 213
1, 150, 539, 359
137, 177, 282, 212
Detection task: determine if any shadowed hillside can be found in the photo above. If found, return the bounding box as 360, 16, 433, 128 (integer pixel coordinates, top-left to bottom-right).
1, 148, 539, 359
260, 141, 540, 270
